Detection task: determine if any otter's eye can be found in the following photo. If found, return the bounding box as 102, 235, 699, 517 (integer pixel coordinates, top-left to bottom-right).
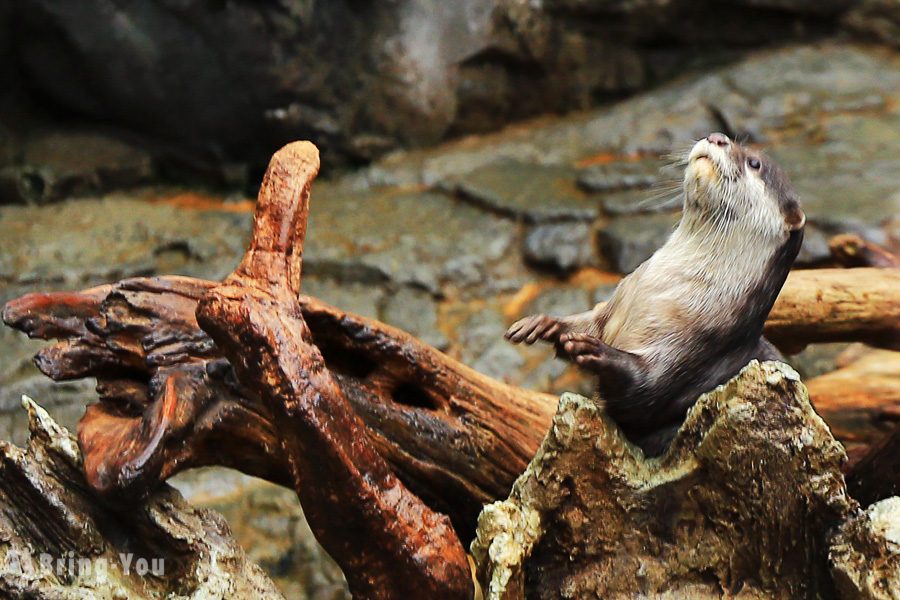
747, 157, 761, 170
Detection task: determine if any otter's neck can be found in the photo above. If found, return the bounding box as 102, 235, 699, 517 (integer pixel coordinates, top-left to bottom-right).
655, 208, 801, 329
657, 210, 787, 306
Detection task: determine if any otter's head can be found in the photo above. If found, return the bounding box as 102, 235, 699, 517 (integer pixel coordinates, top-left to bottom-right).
684, 133, 805, 239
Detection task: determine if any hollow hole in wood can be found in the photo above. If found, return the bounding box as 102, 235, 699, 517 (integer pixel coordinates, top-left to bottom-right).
314, 339, 378, 379
392, 382, 438, 410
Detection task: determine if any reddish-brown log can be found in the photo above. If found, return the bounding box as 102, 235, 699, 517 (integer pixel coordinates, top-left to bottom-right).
846, 423, 900, 508
807, 349, 900, 450
829, 233, 900, 269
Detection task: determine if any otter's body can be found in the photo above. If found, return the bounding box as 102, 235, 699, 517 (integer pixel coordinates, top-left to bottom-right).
506, 133, 805, 455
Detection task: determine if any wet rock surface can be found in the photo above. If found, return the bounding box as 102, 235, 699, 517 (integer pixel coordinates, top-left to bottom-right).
1, 40, 899, 597
441, 161, 596, 222
171, 471, 350, 600
522, 223, 595, 273
0, 130, 155, 205
598, 212, 679, 273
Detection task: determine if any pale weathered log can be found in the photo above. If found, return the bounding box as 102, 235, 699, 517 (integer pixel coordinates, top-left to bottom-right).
0, 396, 283, 599
829, 497, 900, 598
471, 361, 862, 599
764, 268, 900, 354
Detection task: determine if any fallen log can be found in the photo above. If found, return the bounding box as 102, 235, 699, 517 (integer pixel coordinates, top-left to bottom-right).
828, 233, 900, 269
806, 349, 900, 451
0, 396, 284, 599
764, 267, 900, 353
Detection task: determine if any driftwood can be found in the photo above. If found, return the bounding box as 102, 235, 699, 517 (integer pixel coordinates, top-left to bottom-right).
806, 349, 900, 451
193, 142, 471, 599
763, 267, 900, 354
471, 362, 863, 599
0, 396, 284, 599
3, 271, 896, 524
3, 141, 900, 598
829, 233, 900, 269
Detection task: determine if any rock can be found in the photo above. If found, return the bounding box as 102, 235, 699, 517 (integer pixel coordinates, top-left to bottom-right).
575, 158, 663, 193
522, 286, 591, 320
600, 188, 683, 216
830, 497, 900, 600
0, 131, 155, 205
795, 224, 833, 266
0, 195, 251, 285
457, 306, 510, 364
11, 1, 862, 168
844, 0, 900, 48
305, 184, 516, 294
458, 306, 522, 380
442, 160, 597, 223
789, 342, 853, 380
522, 223, 595, 273
591, 282, 618, 304
472, 361, 855, 599
598, 212, 679, 273
172, 471, 351, 600
0, 397, 284, 598
0, 131, 154, 205
301, 277, 383, 321
471, 340, 527, 383
381, 286, 449, 350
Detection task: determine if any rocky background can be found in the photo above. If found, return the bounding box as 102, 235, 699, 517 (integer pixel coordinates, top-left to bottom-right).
1, 1, 899, 598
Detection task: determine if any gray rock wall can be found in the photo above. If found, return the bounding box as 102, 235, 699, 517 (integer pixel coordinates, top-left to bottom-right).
3, 0, 862, 167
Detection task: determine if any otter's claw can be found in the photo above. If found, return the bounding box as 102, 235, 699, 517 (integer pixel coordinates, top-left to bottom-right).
505, 314, 562, 345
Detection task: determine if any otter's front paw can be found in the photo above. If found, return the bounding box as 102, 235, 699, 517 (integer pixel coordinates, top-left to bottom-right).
505, 314, 562, 345
560, 333, 611, 370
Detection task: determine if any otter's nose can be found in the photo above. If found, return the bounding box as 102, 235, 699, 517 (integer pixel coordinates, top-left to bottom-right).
706, 132, 730, 147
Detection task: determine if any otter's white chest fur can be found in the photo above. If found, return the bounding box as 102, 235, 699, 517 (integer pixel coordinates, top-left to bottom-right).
600, 220, 780, 362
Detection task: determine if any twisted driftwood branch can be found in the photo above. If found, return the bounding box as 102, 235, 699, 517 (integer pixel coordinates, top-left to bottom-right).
193, 141, 471, 599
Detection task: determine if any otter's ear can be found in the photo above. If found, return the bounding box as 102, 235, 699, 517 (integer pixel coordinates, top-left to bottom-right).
783, 199, 805, 231
785, 206, 806, 231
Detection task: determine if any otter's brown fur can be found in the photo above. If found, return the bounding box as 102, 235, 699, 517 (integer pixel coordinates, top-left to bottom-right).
506, 133, 805, 455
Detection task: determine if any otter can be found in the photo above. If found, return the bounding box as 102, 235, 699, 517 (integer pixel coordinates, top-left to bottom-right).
506, 133, 806, 456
